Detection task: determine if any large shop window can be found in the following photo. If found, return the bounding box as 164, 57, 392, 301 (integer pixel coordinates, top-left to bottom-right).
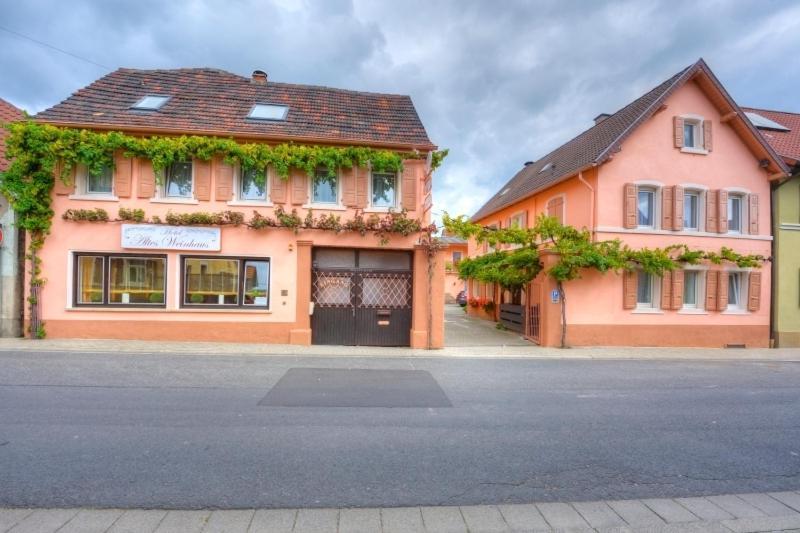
74, 253, 166, 307
182, 256, 270, 308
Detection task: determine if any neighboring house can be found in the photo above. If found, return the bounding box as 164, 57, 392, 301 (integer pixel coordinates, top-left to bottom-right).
0, 98, 25, 337
742, 107, 800, 346
468, 59, 789, 348
30, 68, 443, 347
439, 232, 467, 303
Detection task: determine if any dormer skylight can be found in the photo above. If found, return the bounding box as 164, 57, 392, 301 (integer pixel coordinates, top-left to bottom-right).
539, 162, 554, 173
745, 112, 790, 132
499, 188, 510, 196
248, 104, 289, 121
131, 95, 170, 111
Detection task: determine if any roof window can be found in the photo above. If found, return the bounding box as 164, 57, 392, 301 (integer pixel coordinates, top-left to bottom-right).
248, 104, 289, 121
499, 188, 510, 196
539, 162, 554, 173
745, 112, 790, 132
131, 95, 170, 111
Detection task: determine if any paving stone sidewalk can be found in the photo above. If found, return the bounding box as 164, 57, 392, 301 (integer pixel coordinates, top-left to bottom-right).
3, 491, 800, 532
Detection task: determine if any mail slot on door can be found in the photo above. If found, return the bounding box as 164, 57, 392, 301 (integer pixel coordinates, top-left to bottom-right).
377, 309, 391, 326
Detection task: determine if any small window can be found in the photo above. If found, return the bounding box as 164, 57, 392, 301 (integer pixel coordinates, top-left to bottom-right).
683, 270, 700, 308
371, 172, 397, 207
683, 119, 703, 149
452, 251, 462, 265
86, 165, 113, 195
637, 188, 655, 227
182, 256, 269, 308
684, 191, 699, 230
248, 104, 289, 121
636, 271, 656, 308
509, 213, 526, 228
131, 95, 170, 111
165, 161, 193, 198
240, 166, 267, 201
74, 253, 166, 307
728, 194, 744, 233
546, 197, 565, 224
312, 168, 338, 204
727, 272, 747, 311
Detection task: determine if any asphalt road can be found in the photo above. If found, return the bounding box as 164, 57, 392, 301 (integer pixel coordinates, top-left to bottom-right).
1, 350, 799, 509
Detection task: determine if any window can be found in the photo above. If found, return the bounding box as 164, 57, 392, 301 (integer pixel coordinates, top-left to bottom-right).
684, 191, 699, 230
728, 194, 743, 233
74, 253, 166, 307
636, 271, 656, 308
727, 272, 747, 311
637, 188, 655, 227
165, 161, 193, 198
182, 256, 269, 308
371, 172, 397, 207
683, 118, 702, 149
131, 95, 170, 111
546, 197, 564, 224
247, 104, 289, 121
240, 166, 267, 201
452, 251, 462, 265
509, 212, 526, 228
312, 168, 338, 204
683, 270, 700, 309
86, 165, 113, 195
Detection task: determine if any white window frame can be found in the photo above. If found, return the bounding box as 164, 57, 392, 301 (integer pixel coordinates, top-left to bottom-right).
725, 270, 749, 313
637, 186, 658, 229
680, 267, 706, 313
634, 270, 661, 312
231, 164, 271, 206
309, 168, 343, 209
683, 189, 703, 231
680, 114, 708, 154
153, 161, 197, 204
69, 163, 118, 201
368, 170, 399, 210
727, 192, 746, 234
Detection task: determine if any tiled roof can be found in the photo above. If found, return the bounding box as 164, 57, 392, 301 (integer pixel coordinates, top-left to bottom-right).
35, 68, 435, 150
741, 107, 800, 165
471, 59, 788, 221
0, 98, 25, 172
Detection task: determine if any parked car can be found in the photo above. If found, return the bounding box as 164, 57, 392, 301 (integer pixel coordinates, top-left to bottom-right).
456, 290, 467, 306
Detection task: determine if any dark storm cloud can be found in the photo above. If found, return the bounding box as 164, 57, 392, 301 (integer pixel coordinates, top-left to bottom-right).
1, 0, 798, 219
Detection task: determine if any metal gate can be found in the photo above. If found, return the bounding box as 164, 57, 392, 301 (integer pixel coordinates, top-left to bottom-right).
311, 249, 412, 346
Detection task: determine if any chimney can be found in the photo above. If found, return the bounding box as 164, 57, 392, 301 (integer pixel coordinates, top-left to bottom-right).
594, 113, 611, 125
251, 70, 268, 84
524, 161, 534, 166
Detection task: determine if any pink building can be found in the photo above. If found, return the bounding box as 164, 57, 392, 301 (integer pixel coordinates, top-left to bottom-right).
27, 68, 444, 347
469, 59, 789, 347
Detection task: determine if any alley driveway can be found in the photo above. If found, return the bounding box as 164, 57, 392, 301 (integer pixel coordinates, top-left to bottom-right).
443, 304, 531, 347
2, 350, 800, 510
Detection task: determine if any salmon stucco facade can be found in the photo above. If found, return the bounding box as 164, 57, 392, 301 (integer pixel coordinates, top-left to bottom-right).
26, 68, 444, 347
468, 59, 789, 348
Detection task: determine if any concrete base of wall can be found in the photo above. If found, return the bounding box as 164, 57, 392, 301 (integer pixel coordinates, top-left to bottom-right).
289, 328, 312, 346
566, 324, 770, 348
774, 331, 800, 348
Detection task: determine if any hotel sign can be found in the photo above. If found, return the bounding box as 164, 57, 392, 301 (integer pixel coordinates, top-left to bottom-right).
121, 224, 221, 251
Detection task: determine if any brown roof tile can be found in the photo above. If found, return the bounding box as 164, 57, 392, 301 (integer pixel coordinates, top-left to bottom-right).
0, 98, 25, 172
741, 107, 800, 165
34, 68, 435, 149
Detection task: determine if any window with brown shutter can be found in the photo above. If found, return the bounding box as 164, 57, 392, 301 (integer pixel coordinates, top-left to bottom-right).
705, 190, 718, 233
661, 186, 673, 230
660, 271, 673, 309
703, 119, 713, 151
705, 270, 719, 311
341, 166, 357, 207
136, 159, 155, 199
194, 160, 212, 201
270, 172, 287, 204
355, 166, 368, 208
623, 183, 637, 228
401, 168, 417, 211
215, 159, 234, 201
717, 271, 729, 311
747, 271, 761, 311
623, 270, 637, 309
113, 152, 132, 198
546, 196, 565, 223
748, 194, 759, 234
53, 162, 76, 195
672, 185, 684, 231
671, 269, 684, 309
673, 116, 685, 148
291, 169, 308, 205
717, 190, 728, 233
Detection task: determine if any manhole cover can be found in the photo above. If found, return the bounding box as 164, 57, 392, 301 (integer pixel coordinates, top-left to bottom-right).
259, 368, 452, 408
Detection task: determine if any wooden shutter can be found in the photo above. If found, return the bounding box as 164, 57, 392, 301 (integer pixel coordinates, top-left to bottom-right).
290, 169, 308, 205
623, 270, 637, 309
705, 190, 718, 233
341, 166, 357, 207
194, 159, 211, 201
747, 272, 761, 311
355, 166, 368, 208
137, 159, 155, 198
705, 271, 719, 312
53, 162, 76, 195
703, 119, 713, 152
671, 269, 684, 310
674, 116, 685, 148
660, 271, 673, 310
521, 210, 528, 228
672, 185, 684, 231
661, 186, 673, 230
748, 194, 759, 234
717, 189, 728, 233
401, 168, 417, 210
113, 151, 132, 198
215, 159, 234, 201
623, 183, 638, 228
717, 271, 729, 311
270, 170, 287, 204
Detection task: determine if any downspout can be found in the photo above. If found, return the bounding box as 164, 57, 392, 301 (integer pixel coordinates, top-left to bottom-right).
578, 169, 596, 240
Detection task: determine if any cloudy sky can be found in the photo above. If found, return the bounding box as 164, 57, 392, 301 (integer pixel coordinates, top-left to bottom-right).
1, 0, 798, 220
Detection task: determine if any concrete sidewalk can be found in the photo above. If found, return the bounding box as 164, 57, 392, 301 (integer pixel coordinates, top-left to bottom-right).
0, 337, 798, 361
4, 491, 800, 532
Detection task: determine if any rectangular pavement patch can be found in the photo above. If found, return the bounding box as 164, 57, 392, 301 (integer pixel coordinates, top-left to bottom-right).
259, 368, 452, 407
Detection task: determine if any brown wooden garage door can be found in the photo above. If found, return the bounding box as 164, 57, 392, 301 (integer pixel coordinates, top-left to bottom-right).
311, 249, 412, 346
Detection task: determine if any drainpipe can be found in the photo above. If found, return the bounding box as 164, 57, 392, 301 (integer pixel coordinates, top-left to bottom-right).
578, 169, 596, 240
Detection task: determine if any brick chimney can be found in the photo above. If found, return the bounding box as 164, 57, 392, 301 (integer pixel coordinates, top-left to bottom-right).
594, 113, 611, 125
251, 70, 268, 84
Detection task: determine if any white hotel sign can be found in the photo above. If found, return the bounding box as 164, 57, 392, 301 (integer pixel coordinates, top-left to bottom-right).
121, 224, 221, 251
